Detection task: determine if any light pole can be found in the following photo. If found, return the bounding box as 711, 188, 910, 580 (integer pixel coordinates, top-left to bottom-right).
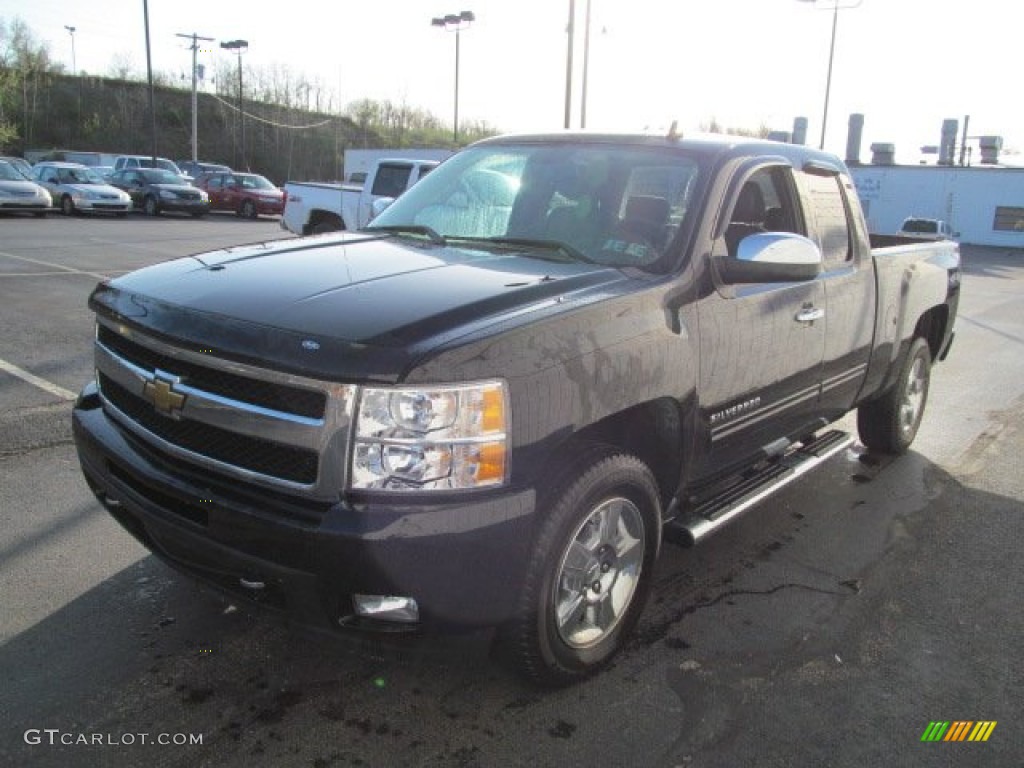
798, 0, 861, 150
580, 0, 592, 129
220, 39, 248, 169
431, 11, 475, 147
564, 0, 574, 129
64, 26, 77, 76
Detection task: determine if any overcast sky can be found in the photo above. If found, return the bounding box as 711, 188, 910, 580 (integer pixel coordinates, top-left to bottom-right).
2, 0, 1019, 165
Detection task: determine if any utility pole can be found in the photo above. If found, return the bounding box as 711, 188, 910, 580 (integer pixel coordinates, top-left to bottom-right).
143, 0, 158, 164
176, 32, 214, 164
64, 26, 77, 76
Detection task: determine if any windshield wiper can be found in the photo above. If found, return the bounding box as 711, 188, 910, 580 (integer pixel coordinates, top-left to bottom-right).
448, 236, 596, 264
364, 224, 446, 246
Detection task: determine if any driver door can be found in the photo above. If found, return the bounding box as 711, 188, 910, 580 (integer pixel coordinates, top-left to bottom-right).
696, 164, 826, 475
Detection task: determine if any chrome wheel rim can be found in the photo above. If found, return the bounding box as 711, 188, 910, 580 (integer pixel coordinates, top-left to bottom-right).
899, 356, 927, 437
553, 497, 645, 649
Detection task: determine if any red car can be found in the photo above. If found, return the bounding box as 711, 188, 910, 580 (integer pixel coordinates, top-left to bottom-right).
194, 171, 284, 218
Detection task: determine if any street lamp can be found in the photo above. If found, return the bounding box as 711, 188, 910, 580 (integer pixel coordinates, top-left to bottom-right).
431, 10, 475, 146
220, 39, 248, 169
798, 0, 862, 150
64, 26, 76, 76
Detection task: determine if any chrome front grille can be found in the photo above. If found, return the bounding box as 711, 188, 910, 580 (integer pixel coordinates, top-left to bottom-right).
94, 317, 356, 498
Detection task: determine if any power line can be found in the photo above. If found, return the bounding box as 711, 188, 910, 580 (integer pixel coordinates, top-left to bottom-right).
206, 92, 338, 130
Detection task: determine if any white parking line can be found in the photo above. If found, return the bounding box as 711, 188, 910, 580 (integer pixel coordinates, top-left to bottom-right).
0, 250, 111, 281
0, 358, 77, 401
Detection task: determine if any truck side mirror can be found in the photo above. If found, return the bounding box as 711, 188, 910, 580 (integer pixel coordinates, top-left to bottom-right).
718, 232, 822, 283
370, 197, 395, 220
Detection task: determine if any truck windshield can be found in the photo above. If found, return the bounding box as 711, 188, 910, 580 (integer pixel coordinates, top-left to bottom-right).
367, 143, 701, 271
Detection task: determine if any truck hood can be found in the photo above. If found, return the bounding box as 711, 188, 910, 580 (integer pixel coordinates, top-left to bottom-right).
90, 232, 627, 381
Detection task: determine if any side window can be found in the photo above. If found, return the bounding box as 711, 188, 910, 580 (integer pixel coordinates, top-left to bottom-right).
725, 166, 802, 258
371, 165, 413, 198
802, 172, 852, 266
207, 177, 222, 191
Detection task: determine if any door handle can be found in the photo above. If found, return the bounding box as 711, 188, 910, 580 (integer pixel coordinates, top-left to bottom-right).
795, 307, 825, 324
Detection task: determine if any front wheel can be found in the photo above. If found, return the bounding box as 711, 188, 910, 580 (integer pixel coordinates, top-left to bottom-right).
858, 336, 932, 454
502, 445, 661, 686
61, 196, 76, 216
143, 196, 159, 216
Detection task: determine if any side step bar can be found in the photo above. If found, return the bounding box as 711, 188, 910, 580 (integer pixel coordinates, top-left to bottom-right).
664, 430, 855, 546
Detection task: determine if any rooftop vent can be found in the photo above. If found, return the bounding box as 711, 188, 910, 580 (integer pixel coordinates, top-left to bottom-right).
792, 117, 809, 146
846, 113, 864, 166
870, 143, 895, 166
938, 119, 958, 165
979, 136, 1003, 165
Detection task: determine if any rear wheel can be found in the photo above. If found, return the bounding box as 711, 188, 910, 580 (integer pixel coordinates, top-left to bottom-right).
143, 196, 159, 216
61, 196, 76, 216
858, 336, 931, 454
241, 199, 257, 219
502, 445, 661, 686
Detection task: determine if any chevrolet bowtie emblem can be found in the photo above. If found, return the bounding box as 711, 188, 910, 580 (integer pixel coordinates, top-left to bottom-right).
143, 376, 187, 417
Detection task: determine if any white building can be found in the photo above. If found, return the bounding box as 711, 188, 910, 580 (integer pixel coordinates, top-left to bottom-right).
850, 165, 1024, 247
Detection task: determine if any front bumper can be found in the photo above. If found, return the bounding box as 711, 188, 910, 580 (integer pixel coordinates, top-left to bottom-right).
159, 199, 210, 214
253, 198, 284, 215
79, 200, 131, 213
0, 199, 50, 212
73, 384, 536, 634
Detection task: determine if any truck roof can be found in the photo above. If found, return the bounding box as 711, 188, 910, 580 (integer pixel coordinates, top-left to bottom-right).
472, 131, 848, 173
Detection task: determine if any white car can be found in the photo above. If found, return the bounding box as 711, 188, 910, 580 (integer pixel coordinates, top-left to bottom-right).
0, 159, 52, 216
33, 161, 133, 216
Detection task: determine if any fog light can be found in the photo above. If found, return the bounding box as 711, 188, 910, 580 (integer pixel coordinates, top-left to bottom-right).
353, 594, 419, 623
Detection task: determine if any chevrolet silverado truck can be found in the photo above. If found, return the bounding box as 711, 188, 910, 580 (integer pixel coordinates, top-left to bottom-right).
280, 158, 437, 236
73, 132, 959, 685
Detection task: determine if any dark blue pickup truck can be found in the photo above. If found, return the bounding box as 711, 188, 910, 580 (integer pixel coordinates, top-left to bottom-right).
73, 132, 959, 685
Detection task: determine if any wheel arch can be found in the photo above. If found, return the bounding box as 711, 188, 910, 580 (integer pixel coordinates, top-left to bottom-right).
539, 398, 686, 513
305, 209, 345, 234
913, 304, 950, 361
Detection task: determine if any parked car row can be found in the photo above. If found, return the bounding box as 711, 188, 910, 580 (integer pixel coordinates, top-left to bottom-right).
0, 157, 284, 220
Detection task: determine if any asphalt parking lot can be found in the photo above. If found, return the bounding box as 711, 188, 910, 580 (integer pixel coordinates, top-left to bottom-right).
1, 217, 1022, 767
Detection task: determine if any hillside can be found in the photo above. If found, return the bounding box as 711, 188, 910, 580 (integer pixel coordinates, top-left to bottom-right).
8, 72, 398, 183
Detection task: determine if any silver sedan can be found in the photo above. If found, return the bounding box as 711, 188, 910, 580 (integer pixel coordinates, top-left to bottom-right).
33, 161, 132, 216
0, 160, 52, 216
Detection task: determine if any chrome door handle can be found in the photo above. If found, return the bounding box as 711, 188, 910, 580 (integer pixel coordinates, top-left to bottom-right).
796, 307, 825, 324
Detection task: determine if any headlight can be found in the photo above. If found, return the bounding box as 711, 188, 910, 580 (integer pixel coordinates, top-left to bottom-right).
351, 380, 508, 491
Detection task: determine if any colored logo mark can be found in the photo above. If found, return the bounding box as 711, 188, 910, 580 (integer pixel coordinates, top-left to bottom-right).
921, 721, 997, 742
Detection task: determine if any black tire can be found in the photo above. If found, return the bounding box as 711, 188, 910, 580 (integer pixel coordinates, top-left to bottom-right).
33, 211, 47, 218
143, 196, 159, 216
116, 212, 127, 218
858, 336, 932, 454
308, 215, 343, 235
502, 444, 661, 686
191, 211, 207, 218
61, 196, 75, 216
241, 199, 257, 219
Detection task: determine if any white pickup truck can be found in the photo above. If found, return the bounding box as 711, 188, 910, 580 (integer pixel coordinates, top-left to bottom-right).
280, 158, 438, 236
